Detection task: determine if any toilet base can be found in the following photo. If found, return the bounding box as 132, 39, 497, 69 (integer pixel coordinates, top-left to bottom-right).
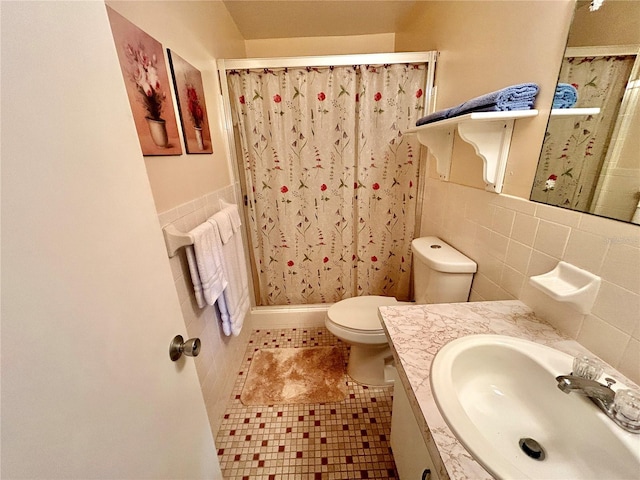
347, 344, 395, 387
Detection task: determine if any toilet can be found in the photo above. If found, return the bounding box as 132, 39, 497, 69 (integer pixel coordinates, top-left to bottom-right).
325, 236, 477, 386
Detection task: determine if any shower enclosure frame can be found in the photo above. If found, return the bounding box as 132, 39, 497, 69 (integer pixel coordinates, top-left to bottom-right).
217, 52, 438, 310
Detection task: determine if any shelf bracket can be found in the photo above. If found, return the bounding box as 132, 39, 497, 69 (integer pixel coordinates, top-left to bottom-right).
415, 127, 454, 181
457, 119, 515, 194
406, 111, 537, 194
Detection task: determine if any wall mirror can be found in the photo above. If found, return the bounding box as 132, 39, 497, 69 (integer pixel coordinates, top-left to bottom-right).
530, 0, 640, 224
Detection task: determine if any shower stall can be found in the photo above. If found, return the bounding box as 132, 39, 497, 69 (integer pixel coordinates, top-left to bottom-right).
218, 52, 437, 306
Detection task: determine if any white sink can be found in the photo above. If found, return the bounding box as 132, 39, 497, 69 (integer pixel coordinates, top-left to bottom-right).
430, 334, 640, 479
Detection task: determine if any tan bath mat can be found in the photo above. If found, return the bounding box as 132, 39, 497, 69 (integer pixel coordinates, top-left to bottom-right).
240, 346, 347, 405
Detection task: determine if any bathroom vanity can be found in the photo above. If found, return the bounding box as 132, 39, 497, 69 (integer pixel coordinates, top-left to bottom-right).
379, 300, 639, 480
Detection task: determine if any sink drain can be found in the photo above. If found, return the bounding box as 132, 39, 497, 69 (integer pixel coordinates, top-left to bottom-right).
519, 437, 546, 460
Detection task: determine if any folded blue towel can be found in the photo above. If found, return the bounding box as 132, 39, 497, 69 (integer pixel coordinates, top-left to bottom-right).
415, 109, 451, 126
469, 100, 538, 113
415, 83, 539, 126
447, 83, 539, 116
553, 83, 578, 109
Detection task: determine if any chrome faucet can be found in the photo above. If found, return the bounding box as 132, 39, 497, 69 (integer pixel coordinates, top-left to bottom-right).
556, 374, 640, 434
556, 375, 615, 405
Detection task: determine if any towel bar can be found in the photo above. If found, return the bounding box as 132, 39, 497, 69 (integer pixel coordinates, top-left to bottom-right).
163, 224, 194, 258
162, 201, 239, 257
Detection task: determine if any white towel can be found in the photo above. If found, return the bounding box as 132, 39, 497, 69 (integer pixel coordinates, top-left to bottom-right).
215, 207, 235, 244
185, 246, 206, 308
185, 221, 228, 308
211, 204, 250, 336
220, 199, 242, 232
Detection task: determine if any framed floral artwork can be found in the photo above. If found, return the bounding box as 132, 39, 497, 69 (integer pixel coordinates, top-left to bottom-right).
167, 50, 213, 154
106, 6, 182, 156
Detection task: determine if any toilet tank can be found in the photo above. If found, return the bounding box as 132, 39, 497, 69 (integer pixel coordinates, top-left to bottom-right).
411, 237, 477, 304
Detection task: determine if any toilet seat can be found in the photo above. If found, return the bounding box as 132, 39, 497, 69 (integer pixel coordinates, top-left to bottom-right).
326, 295, 401, 346
327, 295, 401, 332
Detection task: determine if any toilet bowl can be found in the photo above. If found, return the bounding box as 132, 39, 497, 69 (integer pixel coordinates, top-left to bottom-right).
326, 236, 477, 386
326, 295, 403, 386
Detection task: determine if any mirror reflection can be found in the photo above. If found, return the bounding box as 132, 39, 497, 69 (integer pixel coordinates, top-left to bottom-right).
531, 0, 640, 224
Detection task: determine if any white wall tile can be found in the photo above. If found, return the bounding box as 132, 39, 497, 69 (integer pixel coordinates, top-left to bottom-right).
465, 195, 493, 226
511, 212, 539, 247
471, 273, 511, 301
469, 290, 486, 302
618, 338, 640, 385
449, 217, 477, 255
180, 292, 200, 329
481, 253, 504, 285
535, 203, 581, 228
591, 281, 640, 336
175, 271, 193, 306
194, 195, 206, 212
600, 243, 640, 293
158, 208, 178, 227
527, 249, 558, 277
491, 206, 515, 237
520, 284, 585, 338
577, 315, 630, 367
501, 265, 525, 299
183, 210, 201, 231
505, 240, 532, 274
489, 231, 509, 262
177, 199, 197, 218
579, 214, 640, 248
169, 253, 185, 281
491, 194, 537, 215
563, 229, 608, 274
474, 225, 493, 254
534, 220, 570, 259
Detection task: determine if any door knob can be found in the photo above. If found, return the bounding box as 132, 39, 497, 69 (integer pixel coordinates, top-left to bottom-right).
169, 335, 201, 361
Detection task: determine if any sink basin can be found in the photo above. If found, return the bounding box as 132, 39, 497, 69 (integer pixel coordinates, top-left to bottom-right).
430, 334, 640, 479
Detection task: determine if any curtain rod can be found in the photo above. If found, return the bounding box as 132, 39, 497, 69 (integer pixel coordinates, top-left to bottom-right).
219, 51, 437, 71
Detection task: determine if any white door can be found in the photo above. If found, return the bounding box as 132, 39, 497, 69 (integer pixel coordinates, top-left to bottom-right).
1, 2, 222, 478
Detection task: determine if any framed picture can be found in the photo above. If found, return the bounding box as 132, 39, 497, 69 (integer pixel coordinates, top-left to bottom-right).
106, 6, 182, 156
167, 50, 214, 154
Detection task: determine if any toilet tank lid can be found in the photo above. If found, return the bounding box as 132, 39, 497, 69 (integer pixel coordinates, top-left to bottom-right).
411, 237, 477, 273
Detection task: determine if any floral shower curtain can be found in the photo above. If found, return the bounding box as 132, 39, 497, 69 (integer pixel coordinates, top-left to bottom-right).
228, 63, 427, 305
355, 64, 425, 298
531, 55, 635, 210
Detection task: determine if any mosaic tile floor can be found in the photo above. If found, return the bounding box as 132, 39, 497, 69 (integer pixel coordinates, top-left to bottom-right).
215, 327, 398, 479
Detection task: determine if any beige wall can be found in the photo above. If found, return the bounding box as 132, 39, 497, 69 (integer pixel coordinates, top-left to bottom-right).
395, 0, 575, 198
245, 33, 395, 57
569, 0, 640, 47
107, 1, 246, 213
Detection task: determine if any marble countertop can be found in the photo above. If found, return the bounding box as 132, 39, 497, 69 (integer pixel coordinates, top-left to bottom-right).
378, 300, 632, 480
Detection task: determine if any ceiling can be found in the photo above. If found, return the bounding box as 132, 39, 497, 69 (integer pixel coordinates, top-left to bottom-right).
222, 1, 418, 40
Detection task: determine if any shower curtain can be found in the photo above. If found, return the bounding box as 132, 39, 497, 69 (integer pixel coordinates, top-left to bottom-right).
228, 63, 427, 305
531, 55, 635, 210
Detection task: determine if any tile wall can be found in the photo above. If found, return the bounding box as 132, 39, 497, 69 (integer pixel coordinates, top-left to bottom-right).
420, 177, 640, 384
158, 184, 252, 434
